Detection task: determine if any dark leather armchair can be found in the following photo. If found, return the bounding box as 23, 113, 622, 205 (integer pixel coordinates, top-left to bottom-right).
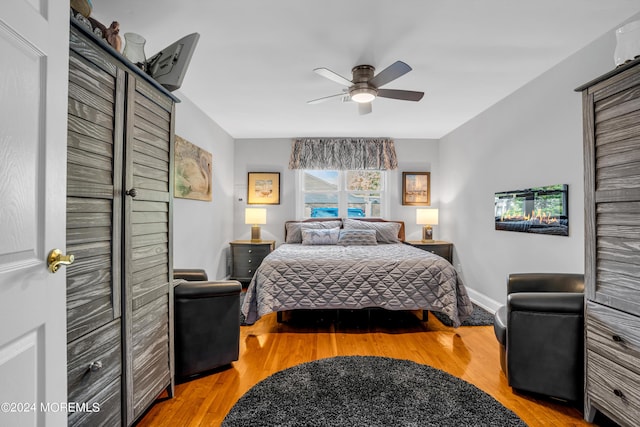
493, 273, 584, 402
173, 269, 242, 379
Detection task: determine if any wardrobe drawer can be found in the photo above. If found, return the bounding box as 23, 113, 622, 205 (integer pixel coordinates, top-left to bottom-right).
587, 350, 640, 427
68, 377, 121, 427
587, 301, 640, 375
68, 319, 121, 404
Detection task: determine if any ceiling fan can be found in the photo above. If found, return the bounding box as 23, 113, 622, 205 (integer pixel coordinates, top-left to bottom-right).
308, 60, 424, 115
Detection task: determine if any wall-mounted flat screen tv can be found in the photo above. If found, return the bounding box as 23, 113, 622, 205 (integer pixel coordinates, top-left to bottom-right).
147, 32, 200, 92
494, 184, 568, 236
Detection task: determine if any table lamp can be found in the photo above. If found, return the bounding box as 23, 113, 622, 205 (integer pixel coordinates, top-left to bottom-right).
416, 208, 438, 242
245, 208, 267, 242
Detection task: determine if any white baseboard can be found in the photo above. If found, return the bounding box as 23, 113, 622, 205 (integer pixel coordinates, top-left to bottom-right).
465, 287, 501, 314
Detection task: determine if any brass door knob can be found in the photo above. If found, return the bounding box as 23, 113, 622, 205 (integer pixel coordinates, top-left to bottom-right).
47, 249, 74, 273
126, 188, 138, 198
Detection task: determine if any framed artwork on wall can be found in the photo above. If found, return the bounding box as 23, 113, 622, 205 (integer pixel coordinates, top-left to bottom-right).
248, 172, 280, 205
174, 135, 212, 201
402, 172, 430, 206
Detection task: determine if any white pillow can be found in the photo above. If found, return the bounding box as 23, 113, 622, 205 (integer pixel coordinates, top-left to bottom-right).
301, 228, 340, 245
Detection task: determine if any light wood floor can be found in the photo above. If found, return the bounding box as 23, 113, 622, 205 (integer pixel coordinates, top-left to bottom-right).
137, 309, 594, 427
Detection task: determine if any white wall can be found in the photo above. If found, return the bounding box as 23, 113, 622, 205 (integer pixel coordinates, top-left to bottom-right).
233, 138, 440, 244
232, 139, 293, 245
173, 92, 235, 279
393, 139, 440, 241
439, 33, 616, 309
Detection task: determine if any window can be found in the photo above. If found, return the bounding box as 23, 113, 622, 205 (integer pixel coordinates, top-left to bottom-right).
298, 170, 387, 218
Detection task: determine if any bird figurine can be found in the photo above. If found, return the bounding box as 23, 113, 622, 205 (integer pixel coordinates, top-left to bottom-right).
105, 22, 122, 52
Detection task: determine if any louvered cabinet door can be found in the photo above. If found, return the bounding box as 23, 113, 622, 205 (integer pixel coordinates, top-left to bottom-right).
583, 63, 640, 317
66, 27, 124, 427
581, 59, 640, 426
122, 74, 175, 424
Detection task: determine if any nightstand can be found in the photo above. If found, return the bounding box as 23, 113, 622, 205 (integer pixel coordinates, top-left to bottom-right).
229, 240, 275, 284
405, 240, 453, 263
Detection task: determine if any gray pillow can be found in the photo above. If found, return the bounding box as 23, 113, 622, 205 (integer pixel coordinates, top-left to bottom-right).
337, 229, 378, 246
285, 220, 342, 243
301, 227, 340, 245
343, 218, 401, 243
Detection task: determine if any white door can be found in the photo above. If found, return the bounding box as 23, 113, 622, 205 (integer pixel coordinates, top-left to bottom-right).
0, 2, 69, 426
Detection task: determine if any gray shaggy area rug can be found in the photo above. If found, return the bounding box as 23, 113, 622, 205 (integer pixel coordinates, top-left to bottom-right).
222, 356, 527, 427
433, 303, 494, 327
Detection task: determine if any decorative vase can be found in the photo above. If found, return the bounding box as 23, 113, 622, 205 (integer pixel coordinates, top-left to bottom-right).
614, 20, 640, 67
122, 32, 147, 70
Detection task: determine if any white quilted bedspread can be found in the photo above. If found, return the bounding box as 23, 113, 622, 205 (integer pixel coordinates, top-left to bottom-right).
241, 243, 473, 327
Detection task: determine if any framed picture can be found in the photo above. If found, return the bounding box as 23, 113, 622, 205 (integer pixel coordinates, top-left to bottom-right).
247, 172, 280, 205
402, 172, 430, 206
174, 135, 212, 201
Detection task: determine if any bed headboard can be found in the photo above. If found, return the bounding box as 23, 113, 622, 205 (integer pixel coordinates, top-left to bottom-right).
284, 218, 405, 242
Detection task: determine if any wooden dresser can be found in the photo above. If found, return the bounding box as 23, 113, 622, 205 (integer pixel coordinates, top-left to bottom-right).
230, 240, 275, 284
578, 58, 640, 426
66, 18, 178, 426
404, 241, 453, 263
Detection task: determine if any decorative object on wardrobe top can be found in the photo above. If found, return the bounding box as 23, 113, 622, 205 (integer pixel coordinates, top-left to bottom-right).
70, 4, 122, 52
146, 32, 201, 91
71, 0, 92, 18
614, 20, 640, 67
123, 32, 147, 70
69, 7, 199, 92
307, 61, 424, 115
288, 138, 397, 170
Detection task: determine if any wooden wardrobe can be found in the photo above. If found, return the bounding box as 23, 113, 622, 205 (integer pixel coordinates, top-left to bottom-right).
578, 58, 640, 426
66, 18, 177, 426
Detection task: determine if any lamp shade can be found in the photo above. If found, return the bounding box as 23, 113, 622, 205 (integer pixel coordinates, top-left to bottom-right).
245, 208, 267, 225
416, 208, 439, 225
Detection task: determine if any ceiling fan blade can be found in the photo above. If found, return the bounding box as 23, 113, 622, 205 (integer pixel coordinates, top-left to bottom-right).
307, 93, 346, 104
377, 89, 424, 102
358, 102, 372, 115
369, 61, 412, 88
314, 67, 353, 86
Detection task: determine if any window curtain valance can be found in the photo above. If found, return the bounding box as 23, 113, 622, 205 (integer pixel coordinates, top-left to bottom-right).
288, 138, 398, 170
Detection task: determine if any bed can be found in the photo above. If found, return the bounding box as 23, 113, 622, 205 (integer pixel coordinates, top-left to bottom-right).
241, 218, 474, 327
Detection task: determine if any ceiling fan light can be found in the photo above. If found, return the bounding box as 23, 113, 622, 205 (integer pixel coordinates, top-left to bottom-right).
350, 87, 377, 103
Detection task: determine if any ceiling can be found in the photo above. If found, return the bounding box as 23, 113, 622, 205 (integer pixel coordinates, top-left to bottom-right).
92, 1, 640, 139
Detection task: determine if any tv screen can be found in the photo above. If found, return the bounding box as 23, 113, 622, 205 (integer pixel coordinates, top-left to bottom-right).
494, 184, 568, 236
147, 32, 200, 91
